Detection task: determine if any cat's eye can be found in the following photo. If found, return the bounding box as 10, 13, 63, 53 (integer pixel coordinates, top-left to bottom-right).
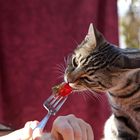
72, 57, 78, 67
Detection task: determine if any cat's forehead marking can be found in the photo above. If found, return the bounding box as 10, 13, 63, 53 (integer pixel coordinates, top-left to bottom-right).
74, 36, 96, 59
74, 44, 91, 58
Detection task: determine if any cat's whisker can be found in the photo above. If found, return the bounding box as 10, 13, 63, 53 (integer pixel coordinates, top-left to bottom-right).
64, 57, 68, 67
85, 90, 96, 102
66, 55, 71, 65
85, 92, 97, 102
52, 64, 66, 81
53, 64, 63, 72
80, 92, 88, 104
89, 87, 105, 102
72, 38, 79, 46
94, 93, 103, 102
53, 68, 64, 75
60, 64, 66, 71
53, 64, 65, 74
97, 93, 104, 102
57, 74, 64, 80
57, 63, 65, 72
53, 70, 64, 78
93, 92, 104, 103
80, 87, 96, 102
81, 90, 90, 103
84, 86, 103, 102
71, 90, 79, 95
72, 90, 89, 104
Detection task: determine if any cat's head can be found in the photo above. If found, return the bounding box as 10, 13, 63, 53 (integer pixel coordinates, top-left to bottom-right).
64, 23, 121, 93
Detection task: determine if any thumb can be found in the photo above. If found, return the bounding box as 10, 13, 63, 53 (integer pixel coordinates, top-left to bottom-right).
32, 128, 43, 140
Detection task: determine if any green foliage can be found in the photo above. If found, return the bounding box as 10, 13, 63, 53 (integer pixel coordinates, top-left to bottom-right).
120, 0, 140, 48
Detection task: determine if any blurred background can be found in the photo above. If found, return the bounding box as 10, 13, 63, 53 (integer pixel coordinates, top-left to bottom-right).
0, 0, 140, 140
118, 0, 140, 48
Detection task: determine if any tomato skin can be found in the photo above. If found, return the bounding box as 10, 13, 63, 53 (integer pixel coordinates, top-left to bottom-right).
52, 83, 72, 97
59, 83, 72, 96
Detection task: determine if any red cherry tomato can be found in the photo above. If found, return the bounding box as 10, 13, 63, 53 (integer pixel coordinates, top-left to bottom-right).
59, 83, 72, 96
52, 83, 72, 97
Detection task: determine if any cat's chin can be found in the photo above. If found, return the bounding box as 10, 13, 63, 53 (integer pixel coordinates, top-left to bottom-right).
69, 83, 85, 91
69, 83, 105, 94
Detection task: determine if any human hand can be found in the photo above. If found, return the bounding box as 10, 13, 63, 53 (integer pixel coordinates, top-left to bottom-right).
15, 120, 42, 140
0, 121, 42, 140
50, 114, 94, 140
23, 120, 42, 140
0, 115, 94, 140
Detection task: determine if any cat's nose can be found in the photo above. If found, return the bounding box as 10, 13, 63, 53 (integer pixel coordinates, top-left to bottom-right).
64, 73, 76, 83
64, 74, 68, 83
64, 68, 85, 83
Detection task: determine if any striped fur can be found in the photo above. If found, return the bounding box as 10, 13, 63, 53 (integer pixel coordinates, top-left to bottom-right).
64, 24, 140, 139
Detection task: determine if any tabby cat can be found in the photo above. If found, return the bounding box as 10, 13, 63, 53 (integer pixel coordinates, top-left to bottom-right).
64, 23, 140, 140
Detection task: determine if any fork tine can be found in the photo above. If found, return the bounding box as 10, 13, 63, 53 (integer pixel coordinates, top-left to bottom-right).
46, 94, 55, 102
55, 96, 68, 112
35, 95, 68, 130
43, 95, 57, 106
53, 96, 63, 107
50, 95, 60, 105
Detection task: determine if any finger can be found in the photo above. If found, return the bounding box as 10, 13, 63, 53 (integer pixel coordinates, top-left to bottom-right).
24, 121, 33, 128
24, 120, 39, 129
78, 118, 94, 140
68, 117, 82, 140
86, 123, 94, 140
78, 119, 87, 140
24, 121, 41, 140
51, 116, 74, 140
32, 128, 42, 140
30, 121, 39, 129
22, 121, 34, 140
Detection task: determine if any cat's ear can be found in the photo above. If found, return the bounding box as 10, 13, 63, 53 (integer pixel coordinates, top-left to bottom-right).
85, 23, 96, 47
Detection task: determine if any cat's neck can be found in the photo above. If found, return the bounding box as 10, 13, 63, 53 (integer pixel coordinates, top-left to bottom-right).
113, 47, 140, 69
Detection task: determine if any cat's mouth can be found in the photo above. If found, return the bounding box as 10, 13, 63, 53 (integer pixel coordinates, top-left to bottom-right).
69, 83, 84, 90
69, 83, 78, 89
69, 82, 105, 94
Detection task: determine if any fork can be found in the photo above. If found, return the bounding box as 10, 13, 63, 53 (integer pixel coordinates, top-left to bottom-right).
35, 95, 68, 131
